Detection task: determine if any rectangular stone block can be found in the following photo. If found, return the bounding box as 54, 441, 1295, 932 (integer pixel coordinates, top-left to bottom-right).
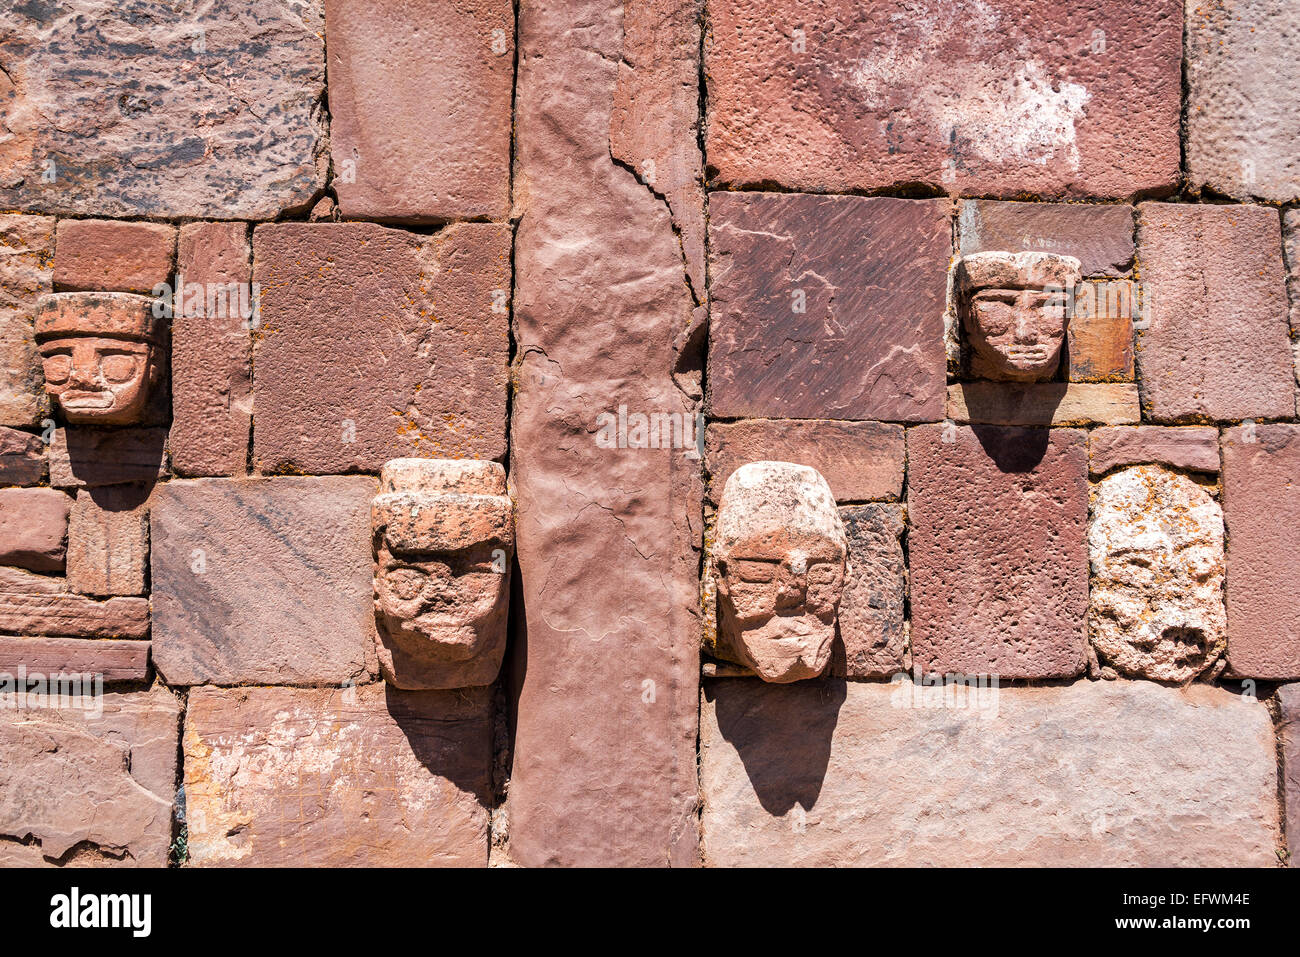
0, 593, 148, 639
0, 487, 69, 572
705, 419, 904, 504
708, 193, 949, 422
151, 477, 376, 686
66, 485, 150, 597
1136, 203, 1293, 421
325, 0, 513, 222
0, 1, 327, 219
0, 566, 65, 594
1187, 0, 1300, 202
908, 424, 1088, 678
1067, 280, 1135, 381
700, 679, 1279, 866
0, 636, 149, 683
1279, 684, 1300, 867
958, 200, 1135, 277
252, 222, 510, 473
1286, 210, 1300, 336
831, 504, 906, 678
170, 222, 253, 477
1222, 424, 1300, 679
48, 427, 168, 489
0, 426, 44, 486
706, 0, 1181, 198
183, 684, 492, 866
53, 219, 176, 293
0, 214, 53, 427
1090, 426, 1220, 476
0, 687, 179, 866
947, 381, 1139, 426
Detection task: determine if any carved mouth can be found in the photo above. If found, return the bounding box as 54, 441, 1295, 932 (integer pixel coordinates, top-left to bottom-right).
60, 390, 116, 409
1005, 346, 1049, 360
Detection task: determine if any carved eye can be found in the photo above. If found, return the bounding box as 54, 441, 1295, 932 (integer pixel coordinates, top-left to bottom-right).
385, 568, 427, 601
100, 354, 138, 383
43, 354, 72, 383
806, 561, 838, 585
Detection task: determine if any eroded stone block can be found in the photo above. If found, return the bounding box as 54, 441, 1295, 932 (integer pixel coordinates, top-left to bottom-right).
53, 220, 175, 294
0, 214, 53, 427
0, 426, 44, 486
0, 487, 69, 572
831, 504, 906, 678
1089, 426, 1220, 475
958, 200, 1135, 277
66, 485, 150, 597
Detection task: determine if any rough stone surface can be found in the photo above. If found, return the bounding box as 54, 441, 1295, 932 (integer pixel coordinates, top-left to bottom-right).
0, 486, 69, 572
1067, 280, 1135, 382
66, 485, 150, 597
325, 0, 513, 222
506, 0, 702, 866
0, 1, 327, 219
0, 593, 149, 639
184, 684, 492, 866
151, 477, 376, 686
0, 566, 65, 594
908, 424, 1088, 678
0, 636, 150, 683
0, 214, 53, 426
1136, 203, 1293, 422
53, 220, 175, 294
1279, 684, 1300, 867
1286, 209, 1300, 336
700, 678, 1279, 866
1187, 0, 1300, 203
705, 0, 1182, 198
705, 419, 903, 504
708, 193, 949, 421
171, 222, 252, 477
0, 687, 180, 866
947, 381, 1140, 426
1090, 426, 1221, 475
48, 427, 168, 489
0, 425, 43, 485
958, 200, 1135, 277
1088, 466, 1226, 682
831, 504, 906, 678
1222, 424, 1300, 678
252, 222, 510, 472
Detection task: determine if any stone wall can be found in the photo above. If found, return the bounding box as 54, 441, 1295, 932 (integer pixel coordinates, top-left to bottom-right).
0, 0, 1297, 868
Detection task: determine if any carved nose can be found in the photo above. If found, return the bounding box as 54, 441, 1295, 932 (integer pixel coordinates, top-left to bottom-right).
776, 573, 806, 609
67, 362, 98, 387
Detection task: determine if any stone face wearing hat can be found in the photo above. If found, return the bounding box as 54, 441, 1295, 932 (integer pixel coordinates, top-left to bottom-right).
372, 458, 514, 689
34, 292, 166, 425
954, 251, 1083, 382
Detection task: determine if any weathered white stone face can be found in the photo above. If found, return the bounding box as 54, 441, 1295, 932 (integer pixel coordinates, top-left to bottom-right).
1088, 464, 1226, 683
713, 461, 847, 683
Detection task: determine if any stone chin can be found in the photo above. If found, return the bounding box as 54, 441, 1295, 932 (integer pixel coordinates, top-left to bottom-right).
376, 606, 498, 664
731, 615, 835, 683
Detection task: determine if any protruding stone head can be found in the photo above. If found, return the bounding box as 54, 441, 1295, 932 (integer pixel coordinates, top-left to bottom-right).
1088, 465, 1226, 683
34, 292, 165, 425
713, 461, 847, 683
955, 251, 1081, 382
372, 458, 513, 689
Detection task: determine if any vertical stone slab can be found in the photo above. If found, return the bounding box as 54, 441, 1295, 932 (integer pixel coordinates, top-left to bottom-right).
66, 484, 151, 597
1279, 684, 1300, 867
325, 0, 513, 222
506, 0, 703, 866
1222, 424, 1300, 679
908, 424, 1089, 678
171, 222, 252, 477
1187, 0, 1300, 203
0, 214, 53, 426
1136, 203, 1293, 421
830, 504, 906, 678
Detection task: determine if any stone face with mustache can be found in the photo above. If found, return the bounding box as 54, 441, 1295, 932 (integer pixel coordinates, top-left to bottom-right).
955, 251, 1082, 382
713, 461, 847, 683
372, 458, 513, 690
35, 292, 165, 425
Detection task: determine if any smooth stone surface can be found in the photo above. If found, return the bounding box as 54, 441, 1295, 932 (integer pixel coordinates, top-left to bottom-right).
0, 636, 150, 683
1089, 426, 1221, 475
958, 200, 1135, 277
947, 381, 1140, 426
53, 220, 176, 294
48, 427, 168, 489
0, 486, 69, 572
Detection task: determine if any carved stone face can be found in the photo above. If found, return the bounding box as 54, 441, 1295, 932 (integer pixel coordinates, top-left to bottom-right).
956, 251, 1082, 382
1088, 465, 1226, 683
713, 462, 847, 683
34, 293, 163, 425
372, 459, 513, 690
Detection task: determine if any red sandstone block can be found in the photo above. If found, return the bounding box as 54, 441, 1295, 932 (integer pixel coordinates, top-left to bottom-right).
1222, 424, 1300, 679
959, 201, 1135, 277
831, 504, 906, 678
707, 193, 949, 422
48, 427, 167, 489
1090, 426, 1220, 475
54, 219, 175, 294
0, 635, 149, 683
252, 222, 510, 473
0, 592, 149, 639
705, 419, 903, 503
0, 214, 54, 427
908, 423, 1088, 678
1280, 684, 1300, 867
1136, 203, 1293, 422
706, 0, 1182, 198
325, 0, 513, 222
0, 487, 69, 572
66, 485, 150, 597
171, 222, 252, 476
0, 426, 44, 486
